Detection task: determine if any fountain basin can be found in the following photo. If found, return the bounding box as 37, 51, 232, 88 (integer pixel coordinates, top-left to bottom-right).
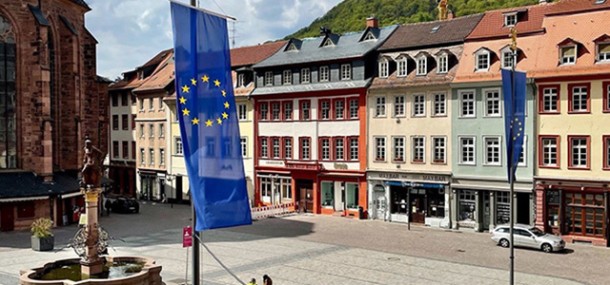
19, 256, 162, 285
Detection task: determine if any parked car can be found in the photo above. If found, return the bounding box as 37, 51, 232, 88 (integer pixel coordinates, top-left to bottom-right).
491, 224, 565, 253
111, 196, 140, 214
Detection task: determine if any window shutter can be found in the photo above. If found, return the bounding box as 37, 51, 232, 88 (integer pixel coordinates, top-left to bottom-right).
563, 46, 576, 56
599, 44, 610, 53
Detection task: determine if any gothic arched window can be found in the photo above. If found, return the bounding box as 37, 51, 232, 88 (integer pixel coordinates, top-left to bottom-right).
0, 15, 16, 169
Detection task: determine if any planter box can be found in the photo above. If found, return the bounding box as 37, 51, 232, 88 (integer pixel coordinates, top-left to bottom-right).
31, 236, 54, 251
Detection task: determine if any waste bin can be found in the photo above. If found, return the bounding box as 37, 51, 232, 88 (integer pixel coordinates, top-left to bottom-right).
358, 206, 365, 220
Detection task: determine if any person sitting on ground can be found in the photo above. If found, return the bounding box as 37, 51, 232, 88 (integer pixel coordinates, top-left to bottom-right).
246, 278, 257, 285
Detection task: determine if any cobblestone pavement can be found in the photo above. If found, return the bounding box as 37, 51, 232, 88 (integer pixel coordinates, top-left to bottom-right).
0, 202, 607, 285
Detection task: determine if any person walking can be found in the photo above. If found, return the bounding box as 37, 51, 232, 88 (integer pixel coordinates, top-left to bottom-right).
263, 274, 272, 285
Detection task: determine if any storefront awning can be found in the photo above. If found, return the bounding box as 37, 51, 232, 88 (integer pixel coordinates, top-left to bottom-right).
385, 180, 445, 189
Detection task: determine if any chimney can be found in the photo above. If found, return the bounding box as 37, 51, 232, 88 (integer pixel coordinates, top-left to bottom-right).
366, 17, 378, 28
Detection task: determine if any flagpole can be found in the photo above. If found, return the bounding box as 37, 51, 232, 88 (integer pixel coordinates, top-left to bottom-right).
509, 27, 518, 285
189, 4, 201, 284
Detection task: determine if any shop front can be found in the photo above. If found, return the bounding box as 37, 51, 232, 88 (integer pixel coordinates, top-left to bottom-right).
536, 178, 609, 247
367, 171, 451, 228
138, 171, 167, 201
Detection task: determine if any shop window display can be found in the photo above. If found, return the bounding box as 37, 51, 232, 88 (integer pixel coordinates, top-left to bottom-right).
459, 190, 476, 221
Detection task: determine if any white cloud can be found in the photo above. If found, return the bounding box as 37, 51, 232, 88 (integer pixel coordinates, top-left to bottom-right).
85, 0, 342, 79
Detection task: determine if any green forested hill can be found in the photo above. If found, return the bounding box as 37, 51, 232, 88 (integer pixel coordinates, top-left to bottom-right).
286, 0, 540, 39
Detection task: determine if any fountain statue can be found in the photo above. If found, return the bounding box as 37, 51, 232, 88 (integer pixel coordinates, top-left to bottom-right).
19, 136, 163, 284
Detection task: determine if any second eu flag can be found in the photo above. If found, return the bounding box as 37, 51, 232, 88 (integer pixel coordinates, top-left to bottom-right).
170, 2, 252, 231
501, 69, 527, 183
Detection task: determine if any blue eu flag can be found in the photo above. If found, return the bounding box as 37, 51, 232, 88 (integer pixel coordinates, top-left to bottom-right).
170, 2, 251, 231
502, 69, 527, 183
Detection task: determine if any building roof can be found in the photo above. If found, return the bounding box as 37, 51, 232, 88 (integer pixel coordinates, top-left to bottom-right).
133, 50, 175, 93
379, 14, 484, 51
71, 0, 91, 11
467, 3, 550, 40
253, 25, 398, 69
109, 49, 173, 91
546, 0, 610, 16
230, 41, 286, 68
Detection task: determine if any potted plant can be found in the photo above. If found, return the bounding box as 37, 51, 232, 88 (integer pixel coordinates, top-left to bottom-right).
31, 218, 54, 251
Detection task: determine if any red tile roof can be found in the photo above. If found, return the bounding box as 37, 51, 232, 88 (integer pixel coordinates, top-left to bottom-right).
230, 41, 286, 68
467, 3, 550, 40
546, 0, 610, 16
133, 50, 174, 93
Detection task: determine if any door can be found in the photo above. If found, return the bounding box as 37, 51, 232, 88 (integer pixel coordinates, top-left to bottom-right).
410, 191, 426, 224
0, 204, 14, 231
482, 192, 490, 231
373, 192, 386, 220
517, 192, 531, 224
296, 180, 314, 213
176, 176, 183, 202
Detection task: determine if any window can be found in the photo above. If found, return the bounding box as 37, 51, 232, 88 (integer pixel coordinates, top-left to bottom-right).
322, 38, 334, 47
604, 136, 610, 169
139, 98, 144, 111
349, 137, 359, 160
272, 138, 280, 159
349, 98, 359, 119
341, 64, 351, 80
112, 141, 119, 158
300, 100, 310, 120
397, 57, 407, 77
238, 104, 247, 120
569, 136, 589, 169
160, 149, 165, 165
237, 73, 245, 87
502, 50, 514, 69
271, 102, 280, 120
517, 136, 527, 167
149, 124, 154, 138
175, 137, 183, 155
598, 43, 610, 62
433, 93, 446, 116
261, 177, 271, 200
121, 92, 128, 106
546, 190, 560, 228
394, 96, 405, 117
283, 137, 293, 159
140, 148, 145, 164
416, 56, 427, 75
334, 99, 345, 119
300, 137, 311, 160
476, 51, 490, 71
148, 98, 154, 110
222, 138, 232, 159
413, 94, 425, 117
346, 183, 359, 209
540, 85, 559, 113
122, 141, 129, 159
282, 101, 293, 120
321, 181, 334, 207
334, 137, 345, 160
460, 91, 475, 117
564, 193, 605, 237
264, 71, 273, 86
319, 100, 331, 120
159, 123, 164, 138
112, 115, 119, 130
149, 148, 154, 166
260, 137, 268, 158
379, 58, 389, 78
393, 137, 405, 162
121, 115, 129, 130
132, 142, 136, 160
539, 136, 559, 167
301, 68, 310, 83
375, 97, 386, 117
412, 137, 425, 163
484, 137, 501, 165
132, 114, 136, 129
319, 66, 329, 82
139, 124, 144, 138
561, 46, 576, 65
363, 32, 376, 41
485, 89, 501, 117
375, 137, 386, 161
433, 137, 446, 163
569, 84, 590, 113
320, 138, 331, 160
604, 82, 610, 112
282, 70, 292, 85
437, 54, 448, 73
281, 178, 292, 201
158, 97, 164, 111
504, 13, 517, 26
112, 94, 119, 107
240, 137, 247, 157
460, 137, 476, 165
259, 102, 268, 120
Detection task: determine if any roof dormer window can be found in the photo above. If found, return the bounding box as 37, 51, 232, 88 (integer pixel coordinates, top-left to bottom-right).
504, 13, 517, 27
437, 53, 448, 74
474, 48, 492, 72
363, 31, 376, 41
594, 35, 610, 63
286, 43, 298, 51
416, 55, 427, 76
322, 37, 334, 47
560, 46, 577, 65
379, 58, 389, 78
282, 70, 292, 85
397, 56, 408, 77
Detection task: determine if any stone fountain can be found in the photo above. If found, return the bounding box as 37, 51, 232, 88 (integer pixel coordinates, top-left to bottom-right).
19, 137, 163, 284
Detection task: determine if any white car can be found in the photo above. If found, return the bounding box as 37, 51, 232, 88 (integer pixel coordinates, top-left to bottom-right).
491, 224, 565, 253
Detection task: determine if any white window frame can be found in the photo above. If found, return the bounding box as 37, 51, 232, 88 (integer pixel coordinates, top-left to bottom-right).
392, 136, 405, 162
341, 64, 351, 80
375, 96, 386, 117
484, 88, 502, 117
560, 45, 577, 65
374, 136, 386, 162
349, 138, 358, 161
475, 50, 490, 71
349, 98, 359, 119
416, 56, 427, 75
412, 94, 426, 117
175, 137, 183, 155
319, 66, 330, 82
272, 138, 281, 159
541, 137, 558, 167
459, 136, 476, 165
570, 137, 588, 168
437, 53, 448, 74
160, 148, 165, 166
598, 43, 610, 62
363, 32, 376, 41
282, 70, 292, 85
432, 136, 446, 164
504, 13, 517, 27
433, 93, 446, 116
518, 136, 527, 167
397, 56, 407, 77
571, 86, 588, 112
159, 123, 165, 138
238, 104, 247, 121
240, 137, 247, 158
149, 148, 155, 166
483, 136, 502, 166
237, 73, 245, 87
411, 136, 425, 163
459, 90, 476, 118
379, 58, 389, 78
264, 71, 273, 86
321, 138, 331, 160
542, 87, 558, 112
502, 48, 515, 69
301, 68, 311, 83
394, 95, 405, 117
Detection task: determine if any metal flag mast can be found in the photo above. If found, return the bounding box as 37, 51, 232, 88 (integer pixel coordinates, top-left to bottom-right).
509, 27, 518, 285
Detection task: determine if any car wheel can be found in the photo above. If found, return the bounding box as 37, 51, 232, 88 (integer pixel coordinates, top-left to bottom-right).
541, 243, 553, 253
499, 239, 509, 248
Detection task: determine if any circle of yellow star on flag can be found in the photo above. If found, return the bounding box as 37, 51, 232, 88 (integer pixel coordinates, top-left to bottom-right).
201, 75, 209, 82
191, 118, 200, 125
214, 80, 221, 87
190, 78, 197, 86
224, 102, 230, 109
181, 85, 190, 93
221, 90, 227, 97
216, 118, 222, 125
205, 119, 213, 127
179, 97, 187, 104
222, 112, 229, 119
182, 108, 190, 116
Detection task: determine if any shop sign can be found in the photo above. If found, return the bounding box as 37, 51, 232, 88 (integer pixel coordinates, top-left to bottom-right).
261, 160, 285, 167
368, 172, 448, 183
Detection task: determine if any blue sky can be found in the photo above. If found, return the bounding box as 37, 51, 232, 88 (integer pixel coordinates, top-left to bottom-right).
85, 0, 342, 79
